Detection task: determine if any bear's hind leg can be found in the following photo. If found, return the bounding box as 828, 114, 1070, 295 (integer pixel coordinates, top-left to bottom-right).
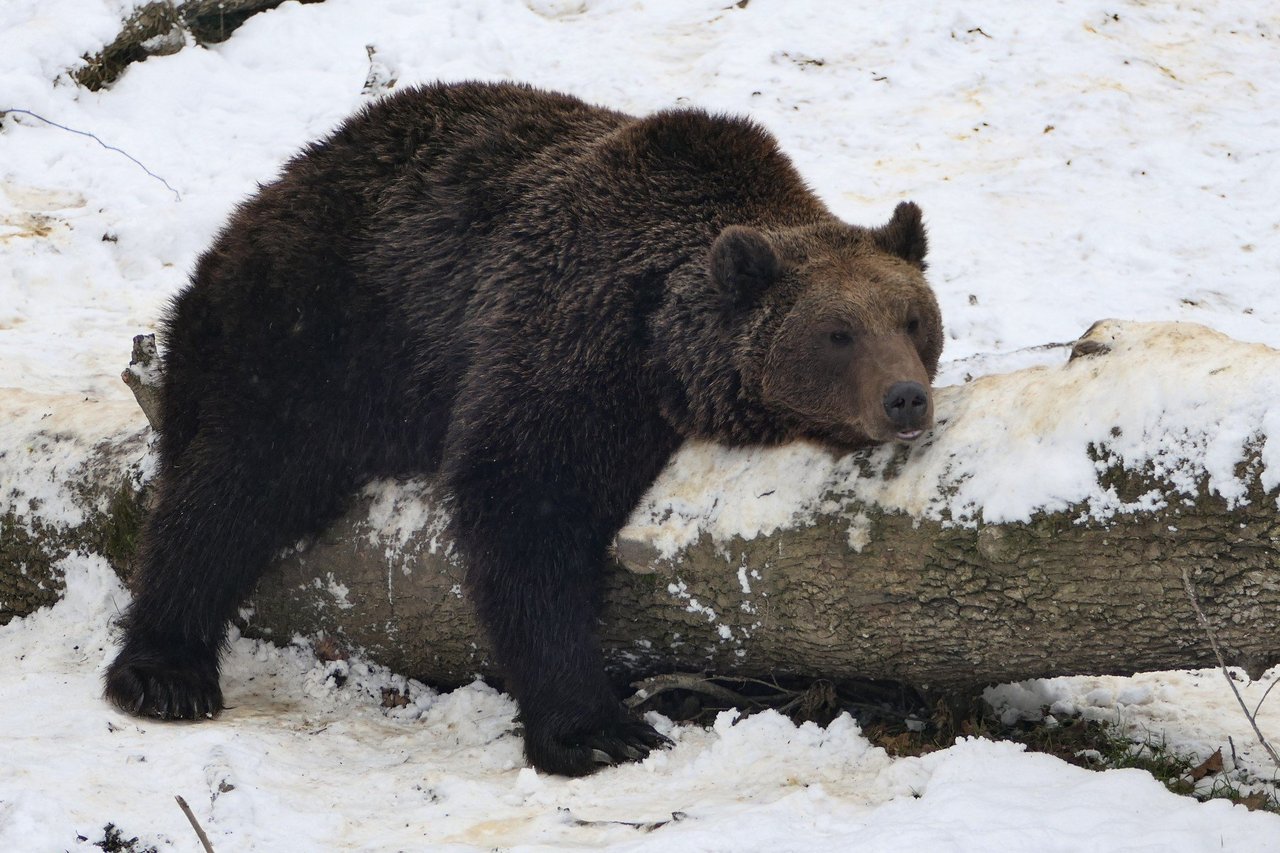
105, 424, 357, 720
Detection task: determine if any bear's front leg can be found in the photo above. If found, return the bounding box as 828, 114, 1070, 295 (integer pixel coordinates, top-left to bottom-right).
443, 381, 679, 775
450, 487, 671, 776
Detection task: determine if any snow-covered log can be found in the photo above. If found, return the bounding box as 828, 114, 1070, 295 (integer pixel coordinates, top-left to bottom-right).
3, 320, 1278, 698
73, 1, 326, 90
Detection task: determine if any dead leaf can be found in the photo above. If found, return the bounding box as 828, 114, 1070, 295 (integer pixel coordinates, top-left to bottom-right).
1239, 792, 1270, 811
381, 687, 410, 709
314, 636, 347, 662
1185, 748, 1223, 782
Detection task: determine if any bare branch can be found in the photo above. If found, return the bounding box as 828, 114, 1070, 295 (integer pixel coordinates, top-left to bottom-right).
121, 334, 164, 431
1181, 567, 1280, 769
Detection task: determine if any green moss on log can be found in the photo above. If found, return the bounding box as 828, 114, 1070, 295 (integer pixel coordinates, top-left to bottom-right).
1, 475, 146, 624
0, 511, 66, 623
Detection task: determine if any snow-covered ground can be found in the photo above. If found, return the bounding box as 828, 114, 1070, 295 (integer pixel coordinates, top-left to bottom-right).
2, 0, 1279, 850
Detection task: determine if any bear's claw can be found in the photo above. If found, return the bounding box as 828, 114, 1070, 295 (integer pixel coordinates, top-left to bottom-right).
104, 650, 222, 721
526, 717, 672, 776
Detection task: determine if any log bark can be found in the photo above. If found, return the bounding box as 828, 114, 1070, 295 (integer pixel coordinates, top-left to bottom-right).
248, 452, 1280, 696
3, 320, 1278, 699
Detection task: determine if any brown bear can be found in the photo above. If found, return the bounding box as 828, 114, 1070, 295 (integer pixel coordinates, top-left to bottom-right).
104, 81, 943, 776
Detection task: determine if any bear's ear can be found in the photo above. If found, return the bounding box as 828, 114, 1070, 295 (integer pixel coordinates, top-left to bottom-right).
873, 201, 928, 270
710, 225, 779, 311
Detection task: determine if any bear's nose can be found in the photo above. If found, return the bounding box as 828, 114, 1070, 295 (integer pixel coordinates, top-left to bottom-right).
883, 381, 929, 429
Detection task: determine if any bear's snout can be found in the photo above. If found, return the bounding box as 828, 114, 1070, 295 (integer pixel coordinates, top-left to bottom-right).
882, 380, 930, 441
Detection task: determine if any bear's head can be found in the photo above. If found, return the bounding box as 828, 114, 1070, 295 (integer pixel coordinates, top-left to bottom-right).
712, 202, 943, 449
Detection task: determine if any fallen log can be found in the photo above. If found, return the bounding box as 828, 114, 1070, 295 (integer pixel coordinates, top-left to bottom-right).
3, 320, 1278, 699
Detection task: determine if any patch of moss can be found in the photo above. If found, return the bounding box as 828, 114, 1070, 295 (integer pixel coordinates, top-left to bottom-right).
96, 480, 147, 582
0, 510, 66, 624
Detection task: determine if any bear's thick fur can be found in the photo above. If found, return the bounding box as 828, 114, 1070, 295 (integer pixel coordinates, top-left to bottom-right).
105, 81, 943, 776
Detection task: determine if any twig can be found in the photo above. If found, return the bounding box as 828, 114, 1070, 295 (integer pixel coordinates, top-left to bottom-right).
626, 673, 766, 710
564, 808, 687, 832
174, 795, 215, 853
1181, 568, 1280, 768
1, 108, 182, 201
1253, 676, 1280, 719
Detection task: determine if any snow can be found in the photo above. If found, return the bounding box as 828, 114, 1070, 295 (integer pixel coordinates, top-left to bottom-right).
2, 0, 1280, 849
7, 564, 1280, 851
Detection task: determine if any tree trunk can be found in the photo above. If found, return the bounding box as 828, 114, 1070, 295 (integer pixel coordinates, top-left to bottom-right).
3, 320, 1278, 698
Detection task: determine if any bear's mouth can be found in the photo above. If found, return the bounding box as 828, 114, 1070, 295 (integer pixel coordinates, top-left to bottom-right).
894, 429, 924, 442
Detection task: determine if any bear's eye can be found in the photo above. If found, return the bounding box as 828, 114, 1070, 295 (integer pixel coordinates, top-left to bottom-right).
829, 330, 853, 346
906, 318, 920, 335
